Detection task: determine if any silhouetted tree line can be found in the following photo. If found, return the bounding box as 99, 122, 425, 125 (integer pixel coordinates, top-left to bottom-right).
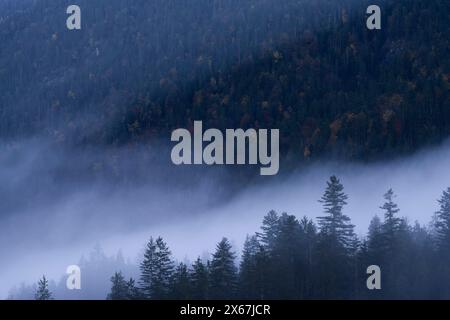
9, 245, 137, 300
105, 176, 450, 300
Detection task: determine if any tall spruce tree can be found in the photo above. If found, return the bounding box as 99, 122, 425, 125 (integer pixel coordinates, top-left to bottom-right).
433, 187, 450, 298
140, 237, 157, 298
367, 215, 384, 261
209, 238, 237, 299
107, 272, 129, 300
270, 213, 304, 299
35, 275, 52, 300
317, 176, 356, 249
126, 278, 142, 300
297, 216, 317, 298
377, 188, 413, 299
380, 189, 402, 249
239, 235, 264, 299
315, 176, 357, 299
435, 187, 450, 253
139, 236, 174, 299
359, 215, 385, 299
190, 258, 209, 299
169, 263, 192, 299
257, 210, 280, 251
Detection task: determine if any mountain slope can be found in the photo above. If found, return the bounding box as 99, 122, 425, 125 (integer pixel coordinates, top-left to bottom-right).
0, 0, 357, 139
1, 0, 449, 163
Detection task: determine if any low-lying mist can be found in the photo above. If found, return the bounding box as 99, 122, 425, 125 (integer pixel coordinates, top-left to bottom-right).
2, 137, 450, 299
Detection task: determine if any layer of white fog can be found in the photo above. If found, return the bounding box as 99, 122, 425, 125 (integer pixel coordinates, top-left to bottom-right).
1, 138, 450, 299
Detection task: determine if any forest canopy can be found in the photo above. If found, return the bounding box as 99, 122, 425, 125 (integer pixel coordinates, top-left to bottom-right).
0, 0, 448, 165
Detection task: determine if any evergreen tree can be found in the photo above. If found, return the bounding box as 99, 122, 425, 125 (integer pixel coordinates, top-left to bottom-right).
270, 213, 304, 299
375, 189, 406, 298
209, 238, 237, 299
107, 273, 142, 300
359, 216, 384, 299
140, 237, 157, 298
299, 216, 317, 298
368, 216, 382, 245
139, 236, 174, 299
107, 272, 129, 300
169, 263, 192, 299
380, 189, 402, 248
257, 210, 280, 251
239, 235, 264, 299
435, 187, 450, 253
190, 258, 209, 299
35, 275, 52, 300
433, 188, 450, 298
366, 215, 384, 261
315, 176, 356, 299
317, 176, 356, 249
389, 218, 415, 298
126, 278, 143, 300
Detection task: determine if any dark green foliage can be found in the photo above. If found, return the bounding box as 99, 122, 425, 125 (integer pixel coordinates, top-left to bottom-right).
366, 215, 384, 264
102, 177, 450, 300
209, 238, 238, 299
317, 176, 356, 250
1, 0, 449, 166
139, 237, 174, 299
169, 263, 192, 300
35, 275, 52, 300
107, 272, 130, 300
239, 235, 265, 299
380, 189, 402, 249
433, 188, 450, 298
107, 272, 142, 300
190, 258, 210, 300
270, 214, 306, 299
257, 210, 280, 251
435, 188, 450, 254
315, 183, 357, 299
125, 278, 143, 300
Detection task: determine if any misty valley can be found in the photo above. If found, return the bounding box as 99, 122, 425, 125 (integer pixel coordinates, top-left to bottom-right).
0, 0, 449, 303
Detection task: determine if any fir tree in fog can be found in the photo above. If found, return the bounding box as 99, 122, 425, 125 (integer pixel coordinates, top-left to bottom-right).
209, 238, 238, 299
34, 276, 52, 300
190, 258, 210, 300
139, 237, 174, 299
106, 272, 129, 300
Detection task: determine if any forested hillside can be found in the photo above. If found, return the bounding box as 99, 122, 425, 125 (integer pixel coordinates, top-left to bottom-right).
1, 0, 449, 163
0, 0, 360, 139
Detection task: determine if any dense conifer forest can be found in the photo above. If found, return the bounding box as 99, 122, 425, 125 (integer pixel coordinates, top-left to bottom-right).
24, 176, 450, 300
0, 0, 449, 163
2, 0, 450, 301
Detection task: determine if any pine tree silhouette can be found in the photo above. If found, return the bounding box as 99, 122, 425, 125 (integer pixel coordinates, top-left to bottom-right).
35, 275, 52, 300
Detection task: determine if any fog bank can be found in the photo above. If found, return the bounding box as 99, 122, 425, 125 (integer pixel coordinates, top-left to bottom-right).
2, 138, 450, 298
